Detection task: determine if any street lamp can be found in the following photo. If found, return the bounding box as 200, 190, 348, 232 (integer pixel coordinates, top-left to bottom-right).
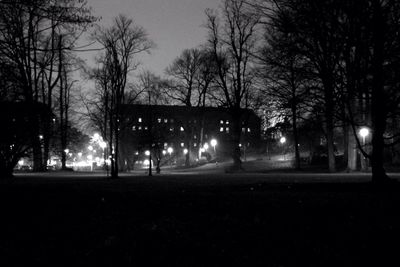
167, 147, 173, 167
210, 139, 217, 152
183, 148, 188, 155
359, 127, 370, 171
203, 143, 209, 150
87, 154, 93, 171
359, 127, 370, 146
280, 136, 286, 160
88, 145, 93, 151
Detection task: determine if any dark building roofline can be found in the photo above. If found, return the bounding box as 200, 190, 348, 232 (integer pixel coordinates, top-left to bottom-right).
121, 104, 260, 119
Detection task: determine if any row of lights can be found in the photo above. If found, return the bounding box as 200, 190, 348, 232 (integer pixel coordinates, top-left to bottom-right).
141, 139, 219, 157
278, 127, 370, 145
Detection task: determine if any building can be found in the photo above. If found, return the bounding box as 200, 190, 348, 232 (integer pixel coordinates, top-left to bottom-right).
119, 104, 261, 168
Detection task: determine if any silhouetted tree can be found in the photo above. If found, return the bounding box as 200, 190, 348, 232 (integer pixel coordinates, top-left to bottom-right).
0, 0, 95, 171
92, 14, 154, 178
205, 0, 260, 169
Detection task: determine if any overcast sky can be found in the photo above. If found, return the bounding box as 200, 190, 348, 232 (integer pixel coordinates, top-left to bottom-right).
85, 0, 219, 76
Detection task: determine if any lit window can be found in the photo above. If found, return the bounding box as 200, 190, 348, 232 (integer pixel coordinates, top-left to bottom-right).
138, 126, 142, 130
194, 135, 197, 139
164, 118, 168, 123
144, 126, 148, 131
226, 120, 229, 125
132, 126, 136, 131
194, 143, 197, 147
220, 127, 224, 132
180, 126, 184, 132
226, 127, 229, 133
138, 118, 142, 122
164, 143, 168, 148
242, 127, 245, 133
220, 120, 224, 124
158, 118, 161, 123
248, 128, 251, 133
169, 127, 174, 132
181, 143, 184, 147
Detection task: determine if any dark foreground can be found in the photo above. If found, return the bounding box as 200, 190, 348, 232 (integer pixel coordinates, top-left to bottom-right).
1, 173, 400, 266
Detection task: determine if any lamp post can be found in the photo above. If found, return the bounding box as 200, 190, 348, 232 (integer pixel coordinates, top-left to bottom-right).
145, 150, 152, 176
167, 147, 173, 166
280, 136, 286, 160
359, 127, 370, 171
210, 139, 217, 152
210, 139, 217, 164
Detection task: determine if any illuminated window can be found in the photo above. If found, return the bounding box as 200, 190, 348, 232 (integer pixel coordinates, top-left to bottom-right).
180, 143, 184, 147
226, 120, 229, 125
194, 143, 197, 147
220, 127, 224, 132
220, 120, 224, 124
169, 127, 174, 132
180, 126, 184, 132
248, 128, 251, 133
138, 118, 142, 122
157, 118, 161, 123
164, 143, 168, 148
242, 127, 245, 133
226, 127, 229, 133
194, 135, 197, 139
164, 118, 168, 123
144, 126, 148, 131
138, 126, 142, 130
132, 126, 136, 131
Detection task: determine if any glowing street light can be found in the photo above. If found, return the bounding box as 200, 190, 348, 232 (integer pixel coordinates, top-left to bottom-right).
162, 150, 167, 155
210, 139, 217, 152
64, 148, 69, 154
359, 127, 370, 145
280, 136, 286, 160
280, 136, 286, 144
167, 147, 173, 156
203, 143, 209, 150
145, 150, 150, 156
93, 133, 100, 141
88, 145, 93, 151
183, 148, 188, 155
359, 127, 370, 171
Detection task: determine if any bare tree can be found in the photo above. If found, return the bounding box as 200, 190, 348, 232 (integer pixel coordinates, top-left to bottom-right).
0, 0, 95, 172
205, 0, 260, 169
92, 14, 154, 178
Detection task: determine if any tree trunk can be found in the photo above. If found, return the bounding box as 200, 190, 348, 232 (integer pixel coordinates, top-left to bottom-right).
347, 127, 358, 171
291, 101, 301, 170
324, 81, 336, 172
371, 1, 389, 183
231, 108, 242, 170
32, 119, 44, 172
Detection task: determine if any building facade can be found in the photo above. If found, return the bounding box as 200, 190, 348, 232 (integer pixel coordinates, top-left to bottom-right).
119, 104, 261, 168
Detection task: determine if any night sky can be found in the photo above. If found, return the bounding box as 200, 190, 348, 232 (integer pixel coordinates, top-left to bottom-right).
86, 0, 219, 76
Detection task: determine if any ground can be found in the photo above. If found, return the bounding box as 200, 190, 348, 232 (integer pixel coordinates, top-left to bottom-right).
2, 160, 400, 266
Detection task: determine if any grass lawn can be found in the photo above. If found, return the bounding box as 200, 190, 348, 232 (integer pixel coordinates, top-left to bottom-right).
1, 173, 400, 266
